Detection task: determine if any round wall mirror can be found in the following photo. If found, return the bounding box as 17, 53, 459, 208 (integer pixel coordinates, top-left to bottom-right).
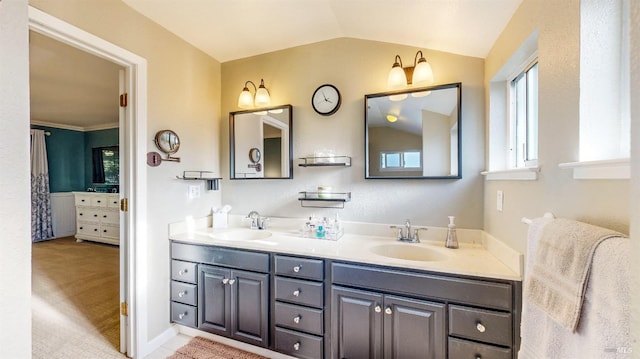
248, 147, 261, 163
154, 130, 180, 155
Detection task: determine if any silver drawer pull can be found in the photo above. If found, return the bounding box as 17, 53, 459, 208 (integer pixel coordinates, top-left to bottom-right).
228, 279, 236, 285
178, 312, 187, 319
475, 356, 482, 359
293, 265, 301, 273
178, 269, 188, 276
374, 305, 381, 313
293, 289, 301, 297
178, 291, 187, 297
385, 307, 392, 315
293, 342, 300, 351
476, 322, 486, 333
222, 278, 229, 284
293, 315, 301, 324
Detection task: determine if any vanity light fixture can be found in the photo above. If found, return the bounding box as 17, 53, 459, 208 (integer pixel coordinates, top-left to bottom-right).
386, 114, 398, 123
387, 50, 434, 91
238, 79, 272, 109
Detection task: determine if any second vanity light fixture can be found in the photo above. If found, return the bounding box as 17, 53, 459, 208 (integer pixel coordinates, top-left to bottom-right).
387, 50, 434, 91
238, 79, 272, 109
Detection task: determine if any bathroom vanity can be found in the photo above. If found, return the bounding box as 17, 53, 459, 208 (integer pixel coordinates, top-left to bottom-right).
169, 223, 521, 359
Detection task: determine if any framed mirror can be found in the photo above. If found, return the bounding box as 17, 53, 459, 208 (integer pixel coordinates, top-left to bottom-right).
230, 104, 293, 179
92, 146, 119, 184
365, 82, 461, 179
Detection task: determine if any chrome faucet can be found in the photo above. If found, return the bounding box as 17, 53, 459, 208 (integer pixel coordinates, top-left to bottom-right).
246, 211, 268, 230
390, 219, 427, 243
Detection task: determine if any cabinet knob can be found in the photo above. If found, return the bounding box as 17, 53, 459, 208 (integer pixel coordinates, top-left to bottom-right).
385, 307, 393, 315
178, 269, 188, 276
94, 228, 98, 232
94, 214, 98, 217
293, 289, 301, 297
293, 315, 301, 324
222, 278, 229, 284
476, 322, 486, 333
374, 305, 381, 313
178, 312, 187, 320
178, 291, 187, 297
103, 230, 107, 233
293, 265, 301, 273
97, 200, 101, 203
293, 342, 300, 351
228, 279, 236, 285
103, 215, 107, 218
475, 356, 482, 359
79, 227, 84, 230
79, 213, 83, 216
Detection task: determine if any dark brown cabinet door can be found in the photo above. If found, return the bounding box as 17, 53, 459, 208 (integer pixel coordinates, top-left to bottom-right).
198, 265, 269, 347
383, 295, 445, 359
331, 286, 383, 359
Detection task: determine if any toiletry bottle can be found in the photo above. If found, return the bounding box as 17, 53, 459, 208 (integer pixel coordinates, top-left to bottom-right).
445, 216, 459, 249
316, 224, 326, 239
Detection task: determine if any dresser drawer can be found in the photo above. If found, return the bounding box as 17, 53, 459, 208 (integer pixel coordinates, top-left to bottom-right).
449, 305, 512, 347
274, 327, 323, 359
77, 222, 99, 236
448, 337, 511, 359
100, 209, 119, 224
91, 196, 108, 207
171, 260, 197, 284
107, 196, 120, 208
275, 302, 323, 335
171, 302, 197, 328
77, 209, 101, 221
74, 194, 92, 206
275, 277, 324, 308
100, 223, 120, 239
171, 281, 197, 306
274, 255, 324, 280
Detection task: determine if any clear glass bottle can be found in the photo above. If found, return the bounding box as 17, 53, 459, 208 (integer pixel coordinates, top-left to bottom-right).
445, 216, 459, 249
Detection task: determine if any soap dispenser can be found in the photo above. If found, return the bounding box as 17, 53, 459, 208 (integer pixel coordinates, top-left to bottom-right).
445, 216, 459, 249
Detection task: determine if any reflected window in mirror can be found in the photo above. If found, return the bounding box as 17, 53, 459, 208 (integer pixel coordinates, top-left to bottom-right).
230, 105, 293, 179
365, 82, 461, 179
92, 146, 119, 191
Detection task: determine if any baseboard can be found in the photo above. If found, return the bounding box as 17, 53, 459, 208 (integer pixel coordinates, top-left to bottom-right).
141, 325, 179, 358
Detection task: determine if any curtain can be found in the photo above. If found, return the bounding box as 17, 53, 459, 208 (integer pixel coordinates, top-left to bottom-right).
31, 129, 54, 242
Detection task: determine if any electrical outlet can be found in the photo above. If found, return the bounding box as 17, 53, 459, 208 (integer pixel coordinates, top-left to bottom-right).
497, 190, 504, 212
188, 185, 201, 199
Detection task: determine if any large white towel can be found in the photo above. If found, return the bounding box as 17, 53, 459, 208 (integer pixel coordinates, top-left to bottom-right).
519, 217, 631, 358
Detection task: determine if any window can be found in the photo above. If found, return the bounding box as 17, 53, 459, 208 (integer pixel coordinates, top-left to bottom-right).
380, 150, 422, 171
509, 60, 538, 168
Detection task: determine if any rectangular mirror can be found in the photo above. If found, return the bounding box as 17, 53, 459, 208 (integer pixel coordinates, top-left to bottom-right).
230, 104, 293, 179
365, 82, 461, 179
92, 146, 119, 184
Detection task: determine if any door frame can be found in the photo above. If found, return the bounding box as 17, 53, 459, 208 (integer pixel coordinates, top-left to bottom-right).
28, 6, 148, 358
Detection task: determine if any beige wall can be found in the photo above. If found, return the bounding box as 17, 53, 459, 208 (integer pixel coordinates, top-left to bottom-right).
630, 0, 640, 350
483, 0, 630, 254
0, 1, 32, 357
26, 0, 223, 345
221, 38, 486, 229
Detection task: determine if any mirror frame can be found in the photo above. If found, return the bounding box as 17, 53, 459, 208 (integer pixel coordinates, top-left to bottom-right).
364, 82, 462, 180
229, 104, 293, 180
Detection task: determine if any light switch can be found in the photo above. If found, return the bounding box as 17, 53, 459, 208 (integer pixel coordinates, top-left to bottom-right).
188, 185, 201, 199
497, 190, 504, 212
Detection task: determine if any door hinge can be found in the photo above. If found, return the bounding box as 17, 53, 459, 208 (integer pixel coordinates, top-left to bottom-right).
120, 93, 128, 107
121, 198, 128, 212
121, 302, 128, 316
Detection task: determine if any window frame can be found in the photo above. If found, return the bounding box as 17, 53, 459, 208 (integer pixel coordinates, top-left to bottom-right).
507, 56, 538, 169
379, 150, 423, 172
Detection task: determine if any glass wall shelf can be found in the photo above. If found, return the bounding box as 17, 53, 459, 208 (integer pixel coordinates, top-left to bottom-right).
298, 191, 351, 208
298, 156, 351, 167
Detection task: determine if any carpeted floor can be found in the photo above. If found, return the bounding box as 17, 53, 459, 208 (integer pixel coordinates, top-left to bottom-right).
32, 236, 125, 358
168, 337, 269, 359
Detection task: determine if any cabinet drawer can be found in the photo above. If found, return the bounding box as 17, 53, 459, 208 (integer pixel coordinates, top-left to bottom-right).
100, 223, 119, 239
275, 302, 323, 335
275, 327, 323, 359
449, 305, 512, 347
171, 281, 197, 306
77, 223, 99, 236
77, 209, 100, 221
171, 302, 197, 328
274, 255, 324, 280
74, 194, 92, 206
91, 196, 108, 207
107, 196, 120, 208
171, 260, 197, 284
275, 277, 324, 308
100, 209, 119, 224
171, 242, 269, 273
448, 337, 511, 359
332, 262, 513, 311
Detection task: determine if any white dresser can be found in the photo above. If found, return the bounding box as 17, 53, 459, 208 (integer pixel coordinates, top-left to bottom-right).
73, 192, 120, 246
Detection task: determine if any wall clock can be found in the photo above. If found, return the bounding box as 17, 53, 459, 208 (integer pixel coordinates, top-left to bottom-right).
312, 84, 341, 116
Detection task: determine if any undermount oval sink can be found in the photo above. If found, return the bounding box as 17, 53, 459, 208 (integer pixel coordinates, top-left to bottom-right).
369, 243, 449, 262
210, 229, 272, 241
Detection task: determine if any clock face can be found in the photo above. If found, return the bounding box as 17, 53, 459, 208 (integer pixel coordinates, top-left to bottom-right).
312, 84, 341, 116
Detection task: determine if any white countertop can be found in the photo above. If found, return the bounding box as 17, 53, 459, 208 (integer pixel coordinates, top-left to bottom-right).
169, 216, 522, 281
